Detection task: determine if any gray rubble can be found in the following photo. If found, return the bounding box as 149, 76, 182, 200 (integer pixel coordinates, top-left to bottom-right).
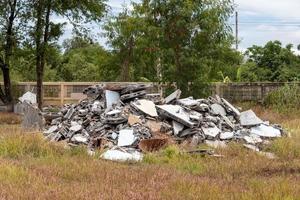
42, 83, 285, 162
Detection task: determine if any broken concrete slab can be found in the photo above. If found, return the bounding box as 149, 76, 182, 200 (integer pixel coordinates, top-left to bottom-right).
21, 102, 43, 131
105, 90, 120, 110
211, 103, 226, 116
177, 97, 199, 107
101, 148, 143, 162
201, 126, 220, 138
121, 84, 150, 95
220, 131, 234, 140
128, 114, 142, 126
131, 99, 158, 117
156, 105, 195, 128
117, 129, 136, 147
19, 91, 37, 104
120, 90, 146, 101
71, 134, 89, 144
172, 121, 184, 136
250, 124, 281, 138
244, 134, 263, 144
240, 110, 263, 127
69, 124, 82, 133
164, 89, 181, 104
222, 98, 241, 117
106, 109, 122, 116
44, 125, 58, 135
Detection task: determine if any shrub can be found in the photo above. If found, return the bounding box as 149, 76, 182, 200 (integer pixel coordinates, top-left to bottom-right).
264, 83, 300, 113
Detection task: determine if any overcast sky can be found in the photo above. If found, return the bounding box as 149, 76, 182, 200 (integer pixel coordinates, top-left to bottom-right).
57, 0, 300, 53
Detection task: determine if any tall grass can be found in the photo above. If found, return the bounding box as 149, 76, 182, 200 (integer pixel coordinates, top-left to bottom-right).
264, 83, 300, 113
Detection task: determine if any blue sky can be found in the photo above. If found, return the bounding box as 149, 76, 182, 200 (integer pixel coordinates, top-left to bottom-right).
55, 0, 300, 53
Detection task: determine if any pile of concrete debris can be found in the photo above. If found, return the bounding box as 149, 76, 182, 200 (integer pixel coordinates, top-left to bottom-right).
43, 84, 284, 161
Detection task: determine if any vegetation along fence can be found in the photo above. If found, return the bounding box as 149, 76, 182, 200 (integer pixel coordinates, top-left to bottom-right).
0, 82, 295, 106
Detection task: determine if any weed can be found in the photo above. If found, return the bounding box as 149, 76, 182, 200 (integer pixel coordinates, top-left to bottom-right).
264, 83, 300, 114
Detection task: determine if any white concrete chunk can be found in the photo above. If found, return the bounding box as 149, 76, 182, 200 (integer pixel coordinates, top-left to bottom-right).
251, 124, 281, 138
117, 129, 136, 147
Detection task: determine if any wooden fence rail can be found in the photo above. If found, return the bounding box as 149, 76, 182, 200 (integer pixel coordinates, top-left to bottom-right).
0, 82, 295, 106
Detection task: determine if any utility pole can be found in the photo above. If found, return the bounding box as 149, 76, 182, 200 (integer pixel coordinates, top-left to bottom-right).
235, 11, 238, 50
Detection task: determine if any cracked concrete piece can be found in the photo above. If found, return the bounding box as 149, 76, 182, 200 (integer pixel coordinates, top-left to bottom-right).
146, 120, 162, 134
106, 109, 122, 116
172, 121, 184, 136
128, 114, 142, 126
44, 125, 58, 135
164, 89, 181, 104
117, 129, 136, 147
222, 98, 241, 116
156, 105, 195, 128
120, 90, 146, 101
92, 101, 102, 113
240, 110, 263, 126
132, 99, 158, 117
177, 97, 199, 107
105, 90, 120, 110
244, 134, 263, 144
250, 124, 281, 138
70, 124, 82, 132
220, 131, 234, 140
202, 126, 220, 138
111, 132, 118, 140
101, 149, 143, 162
19, 91, 37, 104
211, 103, 226, 116
71, 134, 88, 144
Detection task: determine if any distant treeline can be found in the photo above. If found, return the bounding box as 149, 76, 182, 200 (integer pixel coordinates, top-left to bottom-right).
0, 0, 299, 108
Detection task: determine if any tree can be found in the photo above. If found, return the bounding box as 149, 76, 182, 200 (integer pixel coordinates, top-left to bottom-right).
141, 0, 237, 96
104, 9, 142, 81
105, 0, 237, 97
31, 0, 107, 108
240, 41, 300, 82
0, 0, 29, 109
59, 37, 111, 81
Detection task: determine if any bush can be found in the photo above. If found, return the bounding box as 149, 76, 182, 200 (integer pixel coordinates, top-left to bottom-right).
264, 83, 300, 113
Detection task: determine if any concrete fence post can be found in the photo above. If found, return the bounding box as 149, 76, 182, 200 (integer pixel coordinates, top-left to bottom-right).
60, 82, 64, 106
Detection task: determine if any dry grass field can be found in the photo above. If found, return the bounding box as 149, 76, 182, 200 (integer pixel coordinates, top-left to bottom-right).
0, 107, 299, 200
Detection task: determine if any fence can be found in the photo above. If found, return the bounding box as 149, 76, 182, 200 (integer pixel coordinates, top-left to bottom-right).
212, 82, 292, 102
2, 82, 163, 106
0, 82, 294, 106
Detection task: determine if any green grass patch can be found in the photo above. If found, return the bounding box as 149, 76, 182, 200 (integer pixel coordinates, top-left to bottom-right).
0, 133, 64, 159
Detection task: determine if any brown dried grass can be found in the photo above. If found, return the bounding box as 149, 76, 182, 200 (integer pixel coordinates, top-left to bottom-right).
0, 110, 299, 199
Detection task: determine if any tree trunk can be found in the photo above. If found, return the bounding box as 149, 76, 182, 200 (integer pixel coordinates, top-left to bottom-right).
35, 6, 43, 109
174, 46, 186, 94
0, 0, 17, 111
120, 36, 134, 82
36, 0, 51, 109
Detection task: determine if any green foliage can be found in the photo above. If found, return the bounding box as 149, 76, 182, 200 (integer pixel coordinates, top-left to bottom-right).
104, 0, 240, 97
264, 83, 300, 113
59, 43, 110, 81
240, 41, 300, 82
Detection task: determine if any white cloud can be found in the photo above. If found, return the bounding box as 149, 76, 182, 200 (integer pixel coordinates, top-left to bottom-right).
235, 0, 300, 51
236, 0, 300, 19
